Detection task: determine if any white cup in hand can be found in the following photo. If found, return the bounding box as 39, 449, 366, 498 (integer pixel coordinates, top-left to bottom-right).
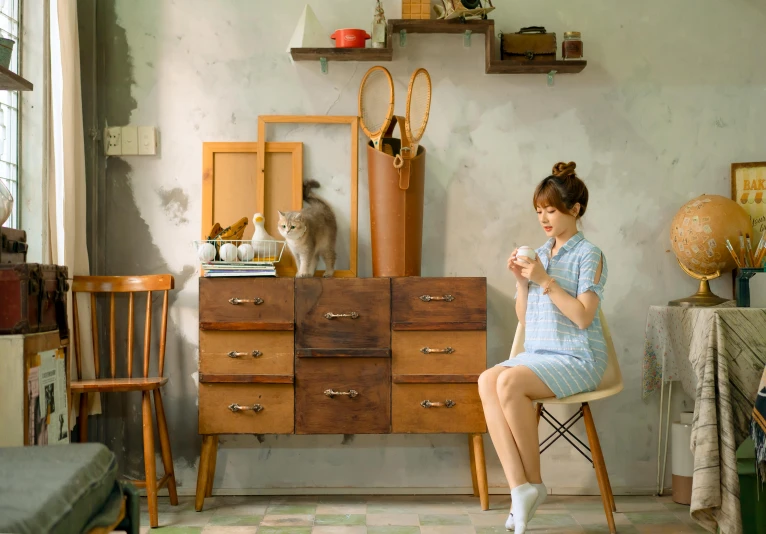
517, 246, 536, 261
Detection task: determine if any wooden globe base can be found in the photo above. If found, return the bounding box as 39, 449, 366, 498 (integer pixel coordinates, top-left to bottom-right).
668, 258, 730, 307
667, 278, 729, 307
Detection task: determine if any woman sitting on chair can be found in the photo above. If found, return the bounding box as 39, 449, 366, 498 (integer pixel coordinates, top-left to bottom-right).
479, 162, 608, 533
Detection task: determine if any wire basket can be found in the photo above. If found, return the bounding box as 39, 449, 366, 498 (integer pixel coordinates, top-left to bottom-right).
193, 239, 286, 265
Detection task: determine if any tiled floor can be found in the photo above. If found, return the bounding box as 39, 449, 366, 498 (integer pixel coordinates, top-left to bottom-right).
138, 494, 707, 533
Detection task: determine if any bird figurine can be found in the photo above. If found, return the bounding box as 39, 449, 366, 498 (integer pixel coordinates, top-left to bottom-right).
251, 212, 277, 261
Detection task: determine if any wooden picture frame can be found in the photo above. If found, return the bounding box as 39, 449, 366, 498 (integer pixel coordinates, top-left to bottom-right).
731, 162, 766, 238
202, 142, 303, 276
257, 115, 359, 278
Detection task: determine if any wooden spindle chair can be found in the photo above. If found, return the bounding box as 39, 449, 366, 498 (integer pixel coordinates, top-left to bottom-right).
70, 275, 178, 528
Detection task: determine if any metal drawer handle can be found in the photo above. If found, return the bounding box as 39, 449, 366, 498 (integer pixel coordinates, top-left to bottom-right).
228, 403, 264, 413
324, 312, 359, 320
227, 350, 262, 358
421, 399, 456, 408
419, 294, 455, 302
228, 297, 264, 305
420, 346, 455, 354
324, 389, 359, 398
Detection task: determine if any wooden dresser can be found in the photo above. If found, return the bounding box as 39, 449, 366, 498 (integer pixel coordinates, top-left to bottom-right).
195, 276, 488, 511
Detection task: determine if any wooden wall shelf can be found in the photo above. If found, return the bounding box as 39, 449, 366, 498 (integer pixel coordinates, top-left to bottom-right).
0, 65, 33, 91
289, 19, 587, 78
290, 47, 393, 62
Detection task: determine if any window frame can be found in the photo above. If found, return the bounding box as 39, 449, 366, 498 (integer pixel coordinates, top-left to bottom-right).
0, 0, 23, 230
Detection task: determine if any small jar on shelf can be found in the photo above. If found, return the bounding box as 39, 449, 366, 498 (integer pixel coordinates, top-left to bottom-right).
562, 31, 583, 60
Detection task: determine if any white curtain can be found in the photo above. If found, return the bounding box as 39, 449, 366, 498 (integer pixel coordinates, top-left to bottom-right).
47, 0, 100, 425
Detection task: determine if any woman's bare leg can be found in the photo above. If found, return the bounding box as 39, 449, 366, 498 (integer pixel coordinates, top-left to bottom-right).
496, 366, 554, 484
478, 366, 527, 488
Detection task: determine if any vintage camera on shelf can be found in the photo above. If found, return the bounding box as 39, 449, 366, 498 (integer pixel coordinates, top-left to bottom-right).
433, 0, 495, 21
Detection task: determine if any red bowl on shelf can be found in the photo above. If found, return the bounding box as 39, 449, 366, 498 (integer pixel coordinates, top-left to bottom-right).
331, 29, 370, 48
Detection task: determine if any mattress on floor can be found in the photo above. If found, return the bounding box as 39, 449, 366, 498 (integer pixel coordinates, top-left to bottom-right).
0, 443, 118, 534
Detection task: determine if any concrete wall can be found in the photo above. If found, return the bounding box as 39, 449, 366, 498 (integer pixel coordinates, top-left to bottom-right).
81, 0, 766, 495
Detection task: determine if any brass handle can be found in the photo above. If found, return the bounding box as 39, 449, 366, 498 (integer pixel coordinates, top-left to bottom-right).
420, 346, 455, 354
419, 294, 455, 302
324, 389, 359, 398
228, 403, 264, 412
324, 312, 359, 320
227, 350, 262, 358
228, 297, 264, 305
421, 399, 456, 408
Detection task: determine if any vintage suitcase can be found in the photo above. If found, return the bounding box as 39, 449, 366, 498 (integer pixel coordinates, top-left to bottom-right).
0, 263, 69, 337
0, 227, 28, 264
500, 26, 557, 61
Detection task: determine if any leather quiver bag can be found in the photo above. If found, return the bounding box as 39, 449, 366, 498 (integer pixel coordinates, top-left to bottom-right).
500, 26, 556, 61
367, 126, 426, 277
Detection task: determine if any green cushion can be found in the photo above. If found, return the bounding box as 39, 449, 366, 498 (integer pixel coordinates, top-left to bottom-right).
0, 443, 118, 534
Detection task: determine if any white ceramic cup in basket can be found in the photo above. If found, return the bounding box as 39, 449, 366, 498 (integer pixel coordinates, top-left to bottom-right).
517, 246, 536, 262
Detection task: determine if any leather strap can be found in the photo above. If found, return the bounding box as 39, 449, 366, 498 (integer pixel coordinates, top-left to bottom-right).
517, 26, 547, 34
55, 270, 69, 343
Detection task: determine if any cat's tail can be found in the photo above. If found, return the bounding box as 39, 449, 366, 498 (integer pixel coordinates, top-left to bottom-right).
303, 180, 331, 209
303, 179, 321, 200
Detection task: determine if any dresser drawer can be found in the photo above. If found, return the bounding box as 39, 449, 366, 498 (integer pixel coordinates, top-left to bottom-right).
296, 278, 390, 352
199, 383, 294, 434
295, 357, 391, 434
392, 331, 486, 376
392, 383, 486, 434
392, 278, 486, 330
199, 331, 294, 376
199, 278, 294, 330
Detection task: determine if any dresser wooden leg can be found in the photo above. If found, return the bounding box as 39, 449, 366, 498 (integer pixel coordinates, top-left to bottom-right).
468, 434, 479, 496
195, 435, 215, 512
206, 436, 218, 497
471, 433, 489, 511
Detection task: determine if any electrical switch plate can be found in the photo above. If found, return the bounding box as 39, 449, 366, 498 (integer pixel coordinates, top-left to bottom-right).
138, 126, 157, 155
121, 126, 138, 155
105, 127, 121, 156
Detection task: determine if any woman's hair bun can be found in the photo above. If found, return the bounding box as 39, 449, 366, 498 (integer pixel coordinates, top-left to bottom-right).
552, 161, 577, 178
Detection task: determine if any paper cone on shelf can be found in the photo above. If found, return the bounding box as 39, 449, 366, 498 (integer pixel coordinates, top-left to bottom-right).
286, 4, 332, 55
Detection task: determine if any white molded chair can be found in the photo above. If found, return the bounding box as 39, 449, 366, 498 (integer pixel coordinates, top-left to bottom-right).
509, 310, 623, 534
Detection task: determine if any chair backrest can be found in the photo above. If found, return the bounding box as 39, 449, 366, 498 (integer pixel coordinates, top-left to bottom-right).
509, 309, 623, 392
71, 275, 174, 380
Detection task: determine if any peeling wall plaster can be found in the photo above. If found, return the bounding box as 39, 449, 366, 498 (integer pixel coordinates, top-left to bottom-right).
85, 0, 766, 494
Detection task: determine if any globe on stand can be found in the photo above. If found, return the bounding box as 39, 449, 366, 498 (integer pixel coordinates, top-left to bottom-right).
668, 194, 752, 307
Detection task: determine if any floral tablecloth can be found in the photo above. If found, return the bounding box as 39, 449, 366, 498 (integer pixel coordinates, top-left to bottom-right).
643, 304, 766, 534
642, 302, 735, 398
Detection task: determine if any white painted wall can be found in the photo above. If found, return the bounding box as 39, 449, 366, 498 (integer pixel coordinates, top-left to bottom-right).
104, 0, 766, 495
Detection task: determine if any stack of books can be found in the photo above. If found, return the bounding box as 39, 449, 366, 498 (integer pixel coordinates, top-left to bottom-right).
202, 263, 277, 278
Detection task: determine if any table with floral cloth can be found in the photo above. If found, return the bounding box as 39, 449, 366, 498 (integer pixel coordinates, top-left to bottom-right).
643, 303, 766, 534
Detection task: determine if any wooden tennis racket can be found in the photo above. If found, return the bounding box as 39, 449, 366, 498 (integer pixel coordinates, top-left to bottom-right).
358, 66, 395, 152
403, 68, 432, 159
393, 68, 432, 189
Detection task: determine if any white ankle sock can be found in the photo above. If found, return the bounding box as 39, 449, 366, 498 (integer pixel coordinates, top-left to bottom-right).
509, 483, 538, 534
505, 483, 547, 531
